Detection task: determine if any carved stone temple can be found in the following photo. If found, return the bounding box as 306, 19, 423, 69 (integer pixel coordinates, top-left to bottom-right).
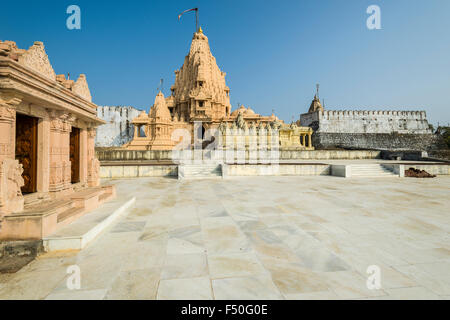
124, 28, 314, 151
0, 40, 115, 240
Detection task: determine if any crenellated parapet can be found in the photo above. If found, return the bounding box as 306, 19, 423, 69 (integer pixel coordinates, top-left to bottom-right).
299, 92, 435, 150
318, 110, 428, 121
301, 108, 432, 134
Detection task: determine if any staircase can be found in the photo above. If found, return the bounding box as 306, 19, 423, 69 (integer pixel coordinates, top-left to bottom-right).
178, 163, 223, 179
0, 185, 116, 241
350, 164, 398, 178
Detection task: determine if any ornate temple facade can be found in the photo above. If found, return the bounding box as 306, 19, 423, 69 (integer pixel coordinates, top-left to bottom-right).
0, 40, 115, 240
125, 28, 314, 151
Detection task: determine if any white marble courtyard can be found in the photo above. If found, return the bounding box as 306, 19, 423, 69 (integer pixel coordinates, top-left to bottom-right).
0, 176, 449, 300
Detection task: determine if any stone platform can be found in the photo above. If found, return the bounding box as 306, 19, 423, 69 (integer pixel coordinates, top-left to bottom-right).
43, 196, 135, 252
99, 159, 450, 179
0, 185, 116, 241
0, 176, 448, 300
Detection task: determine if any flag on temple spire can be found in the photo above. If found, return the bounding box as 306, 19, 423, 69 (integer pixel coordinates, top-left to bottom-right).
178, 8, 198, 20
178, 8, 199, 32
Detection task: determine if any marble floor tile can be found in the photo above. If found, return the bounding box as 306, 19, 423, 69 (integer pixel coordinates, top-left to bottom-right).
46, 289, 107, 300
208, 252, 267, 279
161, 253, 208, 280
105, 268, 160, 300
2, 176, 449, 300
384, 286, 443, 300
320, 271, 388, 299
157, 277, 213, 300
284, 289, 340, 300
212, 275, 283, 300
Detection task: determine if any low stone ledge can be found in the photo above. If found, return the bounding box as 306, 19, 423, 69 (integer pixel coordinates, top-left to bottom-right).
100, 165, 178, 179
222, 164, 331, 177
331, 165, 351, 178
96, 149, 382, 161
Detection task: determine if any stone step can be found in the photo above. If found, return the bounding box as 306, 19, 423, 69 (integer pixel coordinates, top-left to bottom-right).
43, 197, 136, 252
179, 164, 223, 179
353, 170, 395, 172
352, 173, 396, 176
57, 207, 85, 223
350, 164, 398, 177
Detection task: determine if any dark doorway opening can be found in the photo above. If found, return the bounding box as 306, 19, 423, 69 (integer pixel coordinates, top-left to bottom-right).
15, 114, 38, 194
201, 125, 206, 140
70, 127, 81, 184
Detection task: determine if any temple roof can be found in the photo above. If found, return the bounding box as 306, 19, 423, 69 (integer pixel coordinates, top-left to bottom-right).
0, 40, 92, 102
309, 94, 324, 113
171, 30, 231, 108
150, 91, 171, 120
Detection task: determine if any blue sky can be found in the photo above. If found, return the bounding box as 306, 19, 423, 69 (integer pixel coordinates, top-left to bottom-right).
1, 0, 449, 125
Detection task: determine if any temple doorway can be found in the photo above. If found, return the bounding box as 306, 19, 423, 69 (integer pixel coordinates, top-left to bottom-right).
201, 125, 206, 140
70, 127, 81, 184
15, 113, 38, 194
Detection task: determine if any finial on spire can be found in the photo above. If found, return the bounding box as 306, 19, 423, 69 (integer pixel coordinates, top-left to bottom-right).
158, 78, 164, 93
199, 26, 203, 33
316, 83, 320, 98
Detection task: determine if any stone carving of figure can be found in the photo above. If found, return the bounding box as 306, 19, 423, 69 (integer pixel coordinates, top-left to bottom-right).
258, 121, 265, 130
271, 120, 282, 130
236, 112, 245, 130
218, 122, 227, 133
0, 159, 25, 216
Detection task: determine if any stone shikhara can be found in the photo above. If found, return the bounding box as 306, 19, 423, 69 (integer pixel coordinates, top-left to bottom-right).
120, 28, 313, 151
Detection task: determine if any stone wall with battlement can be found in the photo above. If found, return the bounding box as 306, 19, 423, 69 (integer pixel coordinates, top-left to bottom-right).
95, 106, 142, 147
300, 109, 435, 150
301, 110, 432, 134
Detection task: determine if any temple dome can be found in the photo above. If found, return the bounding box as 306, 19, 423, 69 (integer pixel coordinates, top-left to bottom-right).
132, 110, 149, 124
231, 105, 246, 117
309, 95, 324, 113
244, 107, 256, 116
151, 91, 171, 120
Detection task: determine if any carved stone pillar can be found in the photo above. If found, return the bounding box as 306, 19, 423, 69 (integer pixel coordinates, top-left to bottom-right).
87, 127, 100, 187
36, 110, 50, 193
79, 128, 88, 185
49, 111, 73, 194
0, 95, 24, 216
0, 94, 21, 162
308, 133, 312, 148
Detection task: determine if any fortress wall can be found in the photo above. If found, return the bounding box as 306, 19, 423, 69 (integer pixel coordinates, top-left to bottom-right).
312, 132, 437, 151
95, 106, 142, 147
301, 110, 432, 134
300, 109, 435, 151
